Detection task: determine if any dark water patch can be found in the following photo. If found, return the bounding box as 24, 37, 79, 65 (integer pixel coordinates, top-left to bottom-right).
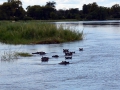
82, 21, 120, 25
83, 22, 120, 25
0, 84, 11, 85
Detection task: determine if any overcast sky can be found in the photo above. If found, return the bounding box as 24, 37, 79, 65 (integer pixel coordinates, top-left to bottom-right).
0, 0, 120, 10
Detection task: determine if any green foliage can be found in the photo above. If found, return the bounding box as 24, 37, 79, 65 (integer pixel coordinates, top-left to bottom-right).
27, 5, 56, 20
0, 1, 120, 20
45, 1, 56, 8
0, 21, 83, 44
0, 0, 25, 20
111, 4, 120, 18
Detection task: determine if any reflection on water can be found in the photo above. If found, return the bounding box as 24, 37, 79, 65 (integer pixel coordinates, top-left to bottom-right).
0, 20, 120, 90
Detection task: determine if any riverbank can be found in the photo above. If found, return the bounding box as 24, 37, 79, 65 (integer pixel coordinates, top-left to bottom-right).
0, 21, 83, 44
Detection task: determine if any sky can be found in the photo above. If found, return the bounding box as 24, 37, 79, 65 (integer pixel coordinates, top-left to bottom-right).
0, 0, 120, 10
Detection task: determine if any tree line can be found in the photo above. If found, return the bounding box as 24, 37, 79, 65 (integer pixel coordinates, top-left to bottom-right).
0, 0, 120, 20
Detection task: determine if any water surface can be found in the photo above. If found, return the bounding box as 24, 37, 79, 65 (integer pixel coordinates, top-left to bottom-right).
0, 20, 120, 90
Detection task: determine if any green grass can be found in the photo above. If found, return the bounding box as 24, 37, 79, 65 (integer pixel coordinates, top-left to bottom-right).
0, 21, 83, 44
16, 52, 33, 57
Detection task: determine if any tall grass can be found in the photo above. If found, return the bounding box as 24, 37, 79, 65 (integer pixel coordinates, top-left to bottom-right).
0, 21, 83, 44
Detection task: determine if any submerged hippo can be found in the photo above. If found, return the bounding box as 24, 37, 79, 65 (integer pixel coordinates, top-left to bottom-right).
52, 55, 59, 58
41, 57, 49, 62
59, 61, 69, 65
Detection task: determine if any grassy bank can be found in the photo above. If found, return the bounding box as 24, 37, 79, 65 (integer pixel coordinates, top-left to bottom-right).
0, 21, 83, 44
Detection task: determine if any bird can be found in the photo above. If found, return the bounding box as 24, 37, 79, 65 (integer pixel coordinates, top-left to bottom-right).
59, 61, 69, 65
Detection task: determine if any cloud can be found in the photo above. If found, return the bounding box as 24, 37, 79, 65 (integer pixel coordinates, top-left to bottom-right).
56, 4, 81, 10
0, 0, 6, 4
104, 1, 120, 7
21, 0, 46, 6
55, 0, 108, 10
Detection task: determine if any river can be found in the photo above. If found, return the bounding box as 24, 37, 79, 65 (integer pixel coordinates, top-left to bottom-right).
0, 20, 120, 90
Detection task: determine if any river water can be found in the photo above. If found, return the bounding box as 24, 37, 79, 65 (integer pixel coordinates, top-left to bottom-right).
0, 20, 120, 90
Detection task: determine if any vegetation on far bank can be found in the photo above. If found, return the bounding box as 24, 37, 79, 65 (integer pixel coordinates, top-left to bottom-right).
0, 21, 83, 44
0, 0, 120, 21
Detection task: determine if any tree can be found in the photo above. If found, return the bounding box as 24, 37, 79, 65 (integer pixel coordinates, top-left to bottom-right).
83, 4, 90, 14
93, 6, 107, 20
8, 0, 22, 6
69, 8, 79, 19
27, 5, 41, 19
27, 2, 56, 20
83, 2, 98, 14
82, 2, 109, 20
111, 4, 120, 18
50, 12, 57, 19
57, 9, 66, 19
45, 1, 56, 8
0, 0, 25, 20
90, 2, 98, 12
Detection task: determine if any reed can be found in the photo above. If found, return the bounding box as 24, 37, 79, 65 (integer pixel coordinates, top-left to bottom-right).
0, 21, 83, 44
1, 50, 18, 61
1, 51, 32, 61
